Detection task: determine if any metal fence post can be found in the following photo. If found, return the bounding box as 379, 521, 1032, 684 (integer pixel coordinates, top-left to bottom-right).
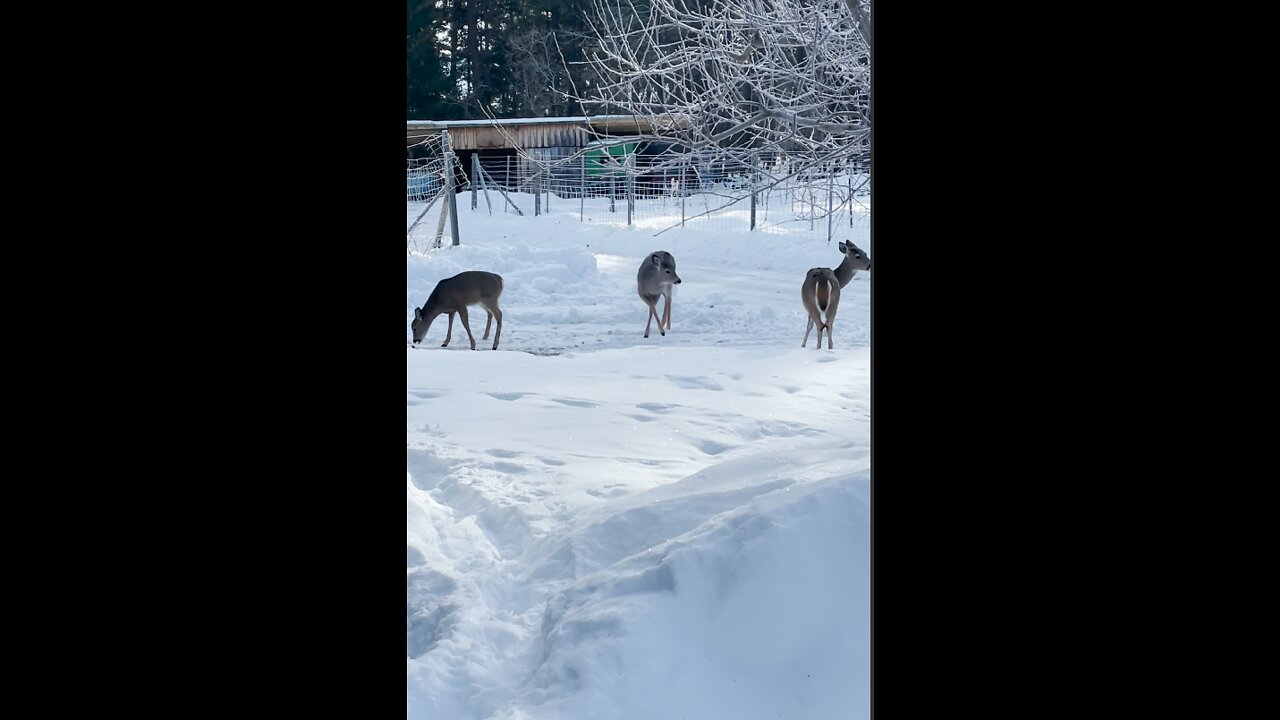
827, 170, 835, 243
626, 153, 635, 226
442, 130, 460, 246
681, 157, 686, 227
750, 154, 757, 231
471, 153, 479, 210
448, 179, 460, 246
434, 131, 452, 247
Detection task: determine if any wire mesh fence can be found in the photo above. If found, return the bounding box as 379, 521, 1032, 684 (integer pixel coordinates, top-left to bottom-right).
409, 132, 869, 246
406, 133, 446, 204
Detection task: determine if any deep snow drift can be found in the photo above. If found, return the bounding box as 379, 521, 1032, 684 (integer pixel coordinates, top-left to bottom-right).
407, 188, 870, 719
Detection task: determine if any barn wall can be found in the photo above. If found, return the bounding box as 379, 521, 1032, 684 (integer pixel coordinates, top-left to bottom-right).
443, 124, 590, 151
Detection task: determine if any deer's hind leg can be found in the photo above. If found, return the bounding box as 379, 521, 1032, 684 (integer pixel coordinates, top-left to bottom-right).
479, 298, 503, 350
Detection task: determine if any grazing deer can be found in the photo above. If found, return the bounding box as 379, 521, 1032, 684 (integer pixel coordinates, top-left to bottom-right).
832, 241, 871, 288
637, 251, 682, 338
801, 267, 842, 350
411, 271, 504, 350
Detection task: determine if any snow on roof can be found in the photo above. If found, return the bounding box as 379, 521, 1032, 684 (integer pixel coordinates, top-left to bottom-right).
406, 115, 636, 128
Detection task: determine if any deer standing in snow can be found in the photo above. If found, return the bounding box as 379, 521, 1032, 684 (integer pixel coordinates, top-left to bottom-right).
637, 251, 682, 338
411, 271, 504, 350
800, 241, 870, 349
801, 267, 842, 350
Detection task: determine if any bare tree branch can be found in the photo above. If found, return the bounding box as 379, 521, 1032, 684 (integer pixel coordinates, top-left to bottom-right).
550, 0, 870, 195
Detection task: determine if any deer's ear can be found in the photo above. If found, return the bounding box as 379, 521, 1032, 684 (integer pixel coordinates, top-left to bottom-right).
414, 307, 422, 319
651, 254, 662, 266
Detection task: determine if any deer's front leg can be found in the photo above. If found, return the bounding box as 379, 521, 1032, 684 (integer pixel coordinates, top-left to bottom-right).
644, 301, 661, 338
442, 313, 455, 347
458, 306, 477, 350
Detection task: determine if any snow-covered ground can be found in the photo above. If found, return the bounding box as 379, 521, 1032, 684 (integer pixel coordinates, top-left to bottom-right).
407, 189, 871, 719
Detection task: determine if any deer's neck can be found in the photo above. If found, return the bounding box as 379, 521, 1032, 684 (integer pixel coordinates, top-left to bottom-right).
834, 256, 856, 288
424, 285, 447, 316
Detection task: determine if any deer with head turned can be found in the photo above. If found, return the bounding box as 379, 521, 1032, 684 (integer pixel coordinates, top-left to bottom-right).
800, 241, 869, 349
411, 271, 504, 350
833, 241, 871, 287
637, 251, 682, 338
801, 267, 841, 350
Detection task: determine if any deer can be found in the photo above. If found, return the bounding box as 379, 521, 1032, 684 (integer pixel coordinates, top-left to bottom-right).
411, 271, 504, 350
833, 241, 871, 287
637, 251, 682, 338
801, 267, 842, 350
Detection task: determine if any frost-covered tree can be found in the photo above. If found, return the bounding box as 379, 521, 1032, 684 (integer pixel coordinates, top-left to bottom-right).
569, 0, 870, 188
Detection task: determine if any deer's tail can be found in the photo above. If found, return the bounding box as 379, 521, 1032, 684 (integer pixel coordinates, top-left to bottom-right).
810, 270, 832, 313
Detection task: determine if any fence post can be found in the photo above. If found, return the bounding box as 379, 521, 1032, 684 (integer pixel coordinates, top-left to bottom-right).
681, 157, 686, 227
449, 179, 461, 246
827, 170, 835, 243
477, 157, 493, 215
810, 183, 815, 231
442, 131, 460, 246
750, 154, 757, 231
433, 196, 449, 249
534, 170, 541, 216
610, 173, 616, 213
626, 153, 635, 226
849, 174, 853, 227
579, 155, 585, 222
435, 130, 453, 247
